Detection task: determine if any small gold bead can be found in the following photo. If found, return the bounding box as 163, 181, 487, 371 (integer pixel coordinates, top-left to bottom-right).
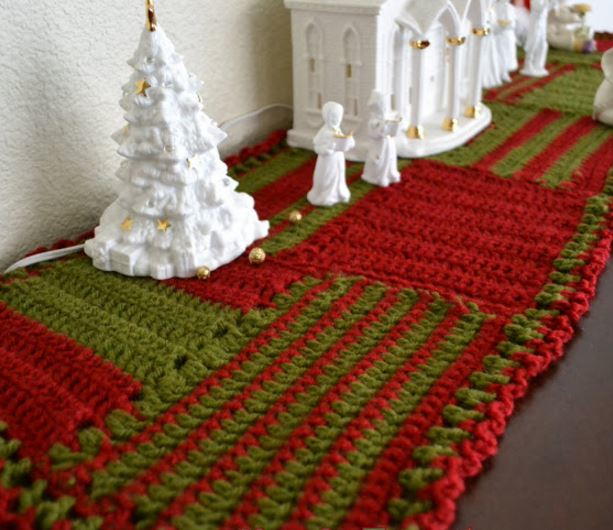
288, 210, 303, 224
249, 247, 266, 265
196, 267, 211, 280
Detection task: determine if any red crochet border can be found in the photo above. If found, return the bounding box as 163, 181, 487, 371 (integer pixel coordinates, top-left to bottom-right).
411, 213, 613, 529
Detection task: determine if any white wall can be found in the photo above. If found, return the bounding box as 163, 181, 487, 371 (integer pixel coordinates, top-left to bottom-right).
0, 0, 292, 270
590, 0, 613, 32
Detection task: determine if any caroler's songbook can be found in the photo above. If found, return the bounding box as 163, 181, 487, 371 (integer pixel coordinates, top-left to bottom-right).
384, 117, 402, 137
333, 133, 354, 151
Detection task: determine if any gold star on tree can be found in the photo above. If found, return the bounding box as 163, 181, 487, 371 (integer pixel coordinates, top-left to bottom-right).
135, 79, 151, 96
121, 217, 134, 232
186, 156, 200, 170
157, 219, 171, 232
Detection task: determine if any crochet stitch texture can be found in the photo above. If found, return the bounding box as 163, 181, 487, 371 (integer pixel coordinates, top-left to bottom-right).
0, 46, 612, 529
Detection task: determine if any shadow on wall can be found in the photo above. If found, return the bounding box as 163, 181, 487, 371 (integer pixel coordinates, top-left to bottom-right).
0, 0, 294, 271
220, 1, 294, 156
1, 14, 117, 271
21, 44, 115, 235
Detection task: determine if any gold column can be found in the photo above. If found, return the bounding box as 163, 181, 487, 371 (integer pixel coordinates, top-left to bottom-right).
465, 27, 489, 119
442, 36, 466, 132
406, 40, 430, 140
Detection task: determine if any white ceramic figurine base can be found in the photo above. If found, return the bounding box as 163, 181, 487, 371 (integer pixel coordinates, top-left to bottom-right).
85, 23, 269, 280
362, 90, 401, 187
594, 49, 613, 127
307, 102, 355, 207
521, 0, 553, 77
284, 0, 492, 161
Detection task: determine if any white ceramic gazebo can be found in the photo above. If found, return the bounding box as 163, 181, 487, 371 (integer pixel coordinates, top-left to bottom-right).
284, 0, 493, 161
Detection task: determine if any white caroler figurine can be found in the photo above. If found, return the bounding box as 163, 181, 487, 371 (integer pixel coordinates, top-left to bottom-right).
284, 0, 493, 160
594, 49, 613, 127
85, 2, 269, 280
483, 3, 510, 89
362, 91, 401, 187
521, 0, 553, 77
307, 102, 355, 207
496, 0, 519, 73
548, 1, 596, 53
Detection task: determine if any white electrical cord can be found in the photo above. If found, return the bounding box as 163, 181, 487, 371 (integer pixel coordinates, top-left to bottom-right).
3, 103, 294, 274
4, 245, 86, 274
219, 103, 293, 131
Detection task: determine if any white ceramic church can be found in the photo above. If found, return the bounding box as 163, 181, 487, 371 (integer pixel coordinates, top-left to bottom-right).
284, 0, 493, 161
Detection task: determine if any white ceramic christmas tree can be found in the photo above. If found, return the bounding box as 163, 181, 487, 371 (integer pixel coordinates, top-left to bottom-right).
85, 2, 269, 280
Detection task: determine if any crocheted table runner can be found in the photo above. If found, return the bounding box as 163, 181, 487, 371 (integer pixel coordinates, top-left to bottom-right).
1, 47, 612, 530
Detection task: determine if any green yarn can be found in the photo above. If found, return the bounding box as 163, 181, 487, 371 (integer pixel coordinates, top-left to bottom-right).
308, 309, 487, 530
0, 48, 610, 529
262, 165, 370, 255
91, 277, 358, 500
239, 298, 455, 529
0, 425, 90, 529
521, 64, 604, 115
144, 282, 408, 528
493, 114, 576, 177
236, 148, 314, 195
431, 103, 538, 167
541, 124, 613, 188
547, 47, 601, 66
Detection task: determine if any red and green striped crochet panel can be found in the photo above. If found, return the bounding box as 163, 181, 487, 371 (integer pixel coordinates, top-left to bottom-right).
1, 47, 612, 530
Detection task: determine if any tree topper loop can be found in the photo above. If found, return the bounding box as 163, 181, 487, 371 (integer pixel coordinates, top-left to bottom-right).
146, 0, 157, 32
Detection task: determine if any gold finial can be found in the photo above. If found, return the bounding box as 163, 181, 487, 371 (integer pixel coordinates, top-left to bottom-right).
410, 40, 430, 50
146, 0, 157, 32
446, 36, 466, 47
472, 27, 490, 37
